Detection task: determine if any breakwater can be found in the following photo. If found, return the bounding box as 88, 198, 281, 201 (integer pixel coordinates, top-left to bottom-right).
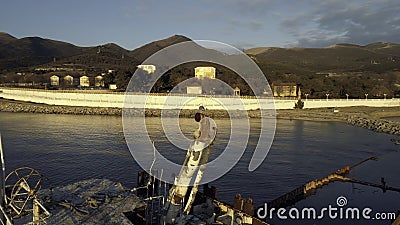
347, 116, 400, 135
0, 99, 261, 118
277, 107, 400, 136
0, 99, 122, 115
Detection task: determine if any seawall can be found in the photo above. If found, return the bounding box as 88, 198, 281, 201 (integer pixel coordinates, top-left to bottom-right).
1, 87, 400, 110
0, 87, 273, 110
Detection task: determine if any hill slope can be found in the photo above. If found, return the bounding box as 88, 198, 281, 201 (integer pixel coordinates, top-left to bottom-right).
0, 36, 84, 70
0, 33, 193, 71
0, 32, 17, 43
245, 43, 400, 75
128, 35, 192, 62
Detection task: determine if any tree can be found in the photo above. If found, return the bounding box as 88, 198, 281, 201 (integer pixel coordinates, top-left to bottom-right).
103, 72, 115, 87
115, 70, 133, 90
294, 99, 304, 109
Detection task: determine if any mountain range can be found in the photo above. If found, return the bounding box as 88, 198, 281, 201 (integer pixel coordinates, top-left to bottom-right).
0, 32, 192, 71
246, 42, 400, 76
0, 32, 399, 98
1, 32, 399, 74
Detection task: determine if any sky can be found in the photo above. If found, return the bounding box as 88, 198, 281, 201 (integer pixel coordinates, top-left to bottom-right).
1, 0, 399, 50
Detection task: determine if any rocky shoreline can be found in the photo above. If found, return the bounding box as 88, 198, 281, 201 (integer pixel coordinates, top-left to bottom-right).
346, 116, 400, 135
1, 98, 400, 136
0, 98, 261, 118
0, 99, 122, 115
277, 107, 400, 136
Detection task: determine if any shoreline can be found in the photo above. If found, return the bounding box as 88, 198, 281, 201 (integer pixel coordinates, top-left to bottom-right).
1, 98, 400, 135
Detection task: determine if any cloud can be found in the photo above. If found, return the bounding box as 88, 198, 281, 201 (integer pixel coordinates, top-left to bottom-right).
216, 0, 277, 16
248, 20, 264, 31
229, 19, 264, 32
281, 0, 400, 47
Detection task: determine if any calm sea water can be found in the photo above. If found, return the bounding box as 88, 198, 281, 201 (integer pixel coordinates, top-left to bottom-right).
0, 112, 398, 224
